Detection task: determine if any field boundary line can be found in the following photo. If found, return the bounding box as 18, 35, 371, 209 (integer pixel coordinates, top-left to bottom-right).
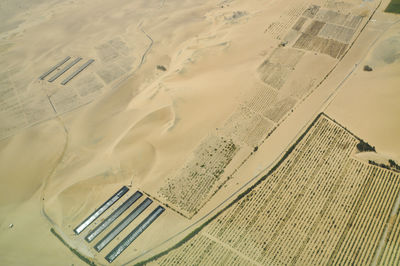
201, 232, 262, 266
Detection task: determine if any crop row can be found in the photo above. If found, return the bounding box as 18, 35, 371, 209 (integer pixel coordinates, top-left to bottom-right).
244, 84, 278, 116
205, 116, 360, 263
331, 167, 400, 265
156, 233, 253, 265
296, 159, 370, 265
221, 105, 274, 147
262, 96, 297, 123
265, 0, 310, 39
379, 210, 400, 265
147, 114, 400, 265
315, 9, 363, 29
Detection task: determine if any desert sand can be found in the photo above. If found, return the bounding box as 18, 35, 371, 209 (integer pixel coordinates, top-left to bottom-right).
0, 0, 399, 265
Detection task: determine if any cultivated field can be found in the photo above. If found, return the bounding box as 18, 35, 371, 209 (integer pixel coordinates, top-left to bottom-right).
378, 212, 400, 265
146, 113, 400, 265
0, 28, 147, 139
159, 134, 239, 217
155, 0, 376, 218
1, 0, 398, 264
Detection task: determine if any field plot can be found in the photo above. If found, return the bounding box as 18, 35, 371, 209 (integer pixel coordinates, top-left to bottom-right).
221, 106, 274, 148
291, 5, 364, 59
74, 73, 104, 99
265, 0, 310, 40
293, 34, 348, 59
302, 5, 320, 18
96, 63, 126, 84
258, 47, 304, 90
292, 17, 308, 31
243, 84, 278, 115
0, 55, 100, 139
251, 46, 305, 124
262, 96, 297, 123
0, 34, 137, 140
158, 135, 239, 218
95, 37, 135, 84
0, 77, 54, 139
257, 61, 291, 90
319, 24, 356, 44
316, 10, 363, 29
303, 20, 325, 36
145, 114, 400, 265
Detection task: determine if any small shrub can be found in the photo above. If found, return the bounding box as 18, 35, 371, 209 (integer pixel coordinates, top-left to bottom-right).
380, 163, 390, 169
50, 228, 95, 265
389, 159, 400, 171
357, 140, 376, 152
157, 65, 167, 71
363, 65, 373, 71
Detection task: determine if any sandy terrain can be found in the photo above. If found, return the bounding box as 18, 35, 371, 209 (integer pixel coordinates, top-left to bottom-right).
147, 114, 400, 265
326, 12, 400, 162
0, 0, 399, 265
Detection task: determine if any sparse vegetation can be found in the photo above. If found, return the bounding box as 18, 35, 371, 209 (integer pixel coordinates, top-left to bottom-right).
389, 159, 400, 171
140, 114, 400, 265
369, 160, 390, 170
225, 11, 247, 21
363, 65, 373, 71
369, 159, 400, 172
137, 114, 325, 265
157, 65, 167, 71
159, 135, 239, 217
279, 41, 288, 47
50, 228, 96, 266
